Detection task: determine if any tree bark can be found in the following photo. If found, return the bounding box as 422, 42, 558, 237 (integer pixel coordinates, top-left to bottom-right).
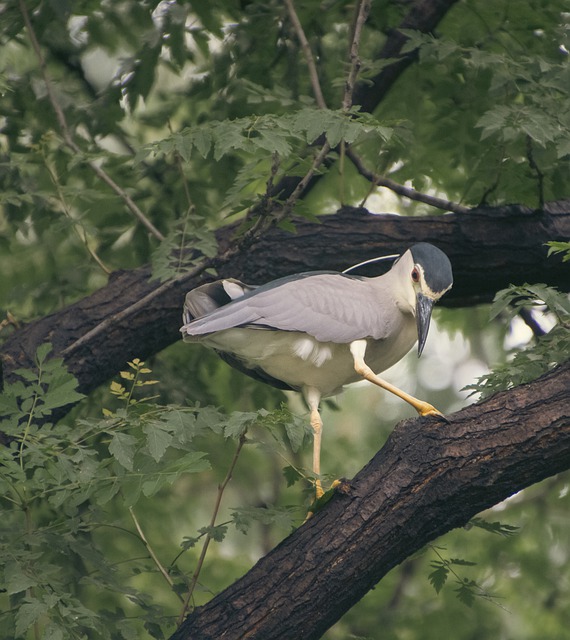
170, 360, 570, 640
1, 202, 569, 400
355, 0, 462, 113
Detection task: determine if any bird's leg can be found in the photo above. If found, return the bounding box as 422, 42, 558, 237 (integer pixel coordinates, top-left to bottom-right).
305, 388, 325, 499
350, 340, 443, 417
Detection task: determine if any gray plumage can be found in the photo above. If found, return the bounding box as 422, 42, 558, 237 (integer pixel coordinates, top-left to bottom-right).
183, 272, 399, 343
180, 243, 452, 398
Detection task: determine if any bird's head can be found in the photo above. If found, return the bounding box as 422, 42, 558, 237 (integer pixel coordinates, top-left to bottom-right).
395, 243, 453, 356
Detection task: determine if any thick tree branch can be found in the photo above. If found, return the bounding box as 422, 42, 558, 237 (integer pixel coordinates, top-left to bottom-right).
170, 360, 570, 640
354, 0, 462, 113
1, 202, 568, 400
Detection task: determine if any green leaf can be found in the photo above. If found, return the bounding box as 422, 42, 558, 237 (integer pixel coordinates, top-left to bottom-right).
469, 517, 519, 537
143, 423, 173, 462
222, 411, 257, 439
109, 432, 137, 471
15, 600, 49, 636
449, 558, 477, 567
284, 417, 307, 453
35, 342, 54, 366
231, 505, 297, 534
428, 562, 449, 594
42, 623, 65, 640
0, 390, 20, 417
198, 524, 228, 543
546, 241, 570, 262
455, 580, 477, 607
283, 465, 302, 487
5, 561, 38, 594
41, 375, 85, 412
181, 535, 200, 550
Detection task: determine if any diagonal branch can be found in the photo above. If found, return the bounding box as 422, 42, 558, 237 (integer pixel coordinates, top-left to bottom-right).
18, 0, 165, 242
284, 0, 328, 109
343, 0, 372, 111
170, 361, 570, 639
346, 147, 470, 214
1, 202, 569, 425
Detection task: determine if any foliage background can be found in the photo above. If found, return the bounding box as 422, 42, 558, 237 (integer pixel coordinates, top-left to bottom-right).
1, 1, 569, 638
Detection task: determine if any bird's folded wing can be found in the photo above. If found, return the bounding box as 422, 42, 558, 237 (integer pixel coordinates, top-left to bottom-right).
181, 273, 393, 343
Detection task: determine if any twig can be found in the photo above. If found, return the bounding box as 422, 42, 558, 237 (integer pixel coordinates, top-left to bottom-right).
168, 119, 196, 217
60, 259, 211, 357
18, 0, 165, 241
342, 0, 372, 111
43, 157, 112, 274
128, 506, 185, 603
280, 142, 331, 217
284, 0, 328, 109
526, 136, 545, 210
346, 147, 470, 214
178, 431, 248, 626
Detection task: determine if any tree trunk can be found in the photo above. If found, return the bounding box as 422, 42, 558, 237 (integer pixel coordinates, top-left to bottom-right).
171, 360, 570, 640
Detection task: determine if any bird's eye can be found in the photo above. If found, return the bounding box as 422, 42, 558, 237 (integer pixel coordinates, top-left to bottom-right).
411, 267, 420, 283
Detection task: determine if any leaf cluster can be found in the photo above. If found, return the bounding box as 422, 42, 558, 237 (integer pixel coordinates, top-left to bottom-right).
466, 283, 570, 397
0, 349, 314, 638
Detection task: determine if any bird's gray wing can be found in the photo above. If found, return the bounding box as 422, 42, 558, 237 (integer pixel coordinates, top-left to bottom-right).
181, 272, 394, 343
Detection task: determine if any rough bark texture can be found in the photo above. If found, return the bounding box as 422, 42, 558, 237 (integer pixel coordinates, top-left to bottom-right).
1, 202, 569, 400
171, 360, 570, 640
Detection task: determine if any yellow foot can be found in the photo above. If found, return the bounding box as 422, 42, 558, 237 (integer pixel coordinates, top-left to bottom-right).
304, 479, 349, 522
414, 401, 449, 422
315, 480, 324, 500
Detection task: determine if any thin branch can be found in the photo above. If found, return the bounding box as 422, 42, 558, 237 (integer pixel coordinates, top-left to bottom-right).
178, 432, 248, 626
284, 0, 328, 109
18, 0, 165, 241
43, 157, 112, 275
346, 147, 470, 214
280, 142, 331, 216
342, 0, 372, 111
129, 506, 185, 603
526, 136, 545, 210
60, 260, 211, 357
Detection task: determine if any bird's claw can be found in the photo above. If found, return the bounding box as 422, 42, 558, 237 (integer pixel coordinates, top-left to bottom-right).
304, 479, 349, 522
416, 402, 449, 423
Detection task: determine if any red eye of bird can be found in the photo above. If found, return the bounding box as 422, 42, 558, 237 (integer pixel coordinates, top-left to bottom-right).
411, 267, 420, 283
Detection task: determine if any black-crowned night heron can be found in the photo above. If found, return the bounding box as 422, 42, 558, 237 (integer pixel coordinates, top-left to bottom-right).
181, 243, 453, 499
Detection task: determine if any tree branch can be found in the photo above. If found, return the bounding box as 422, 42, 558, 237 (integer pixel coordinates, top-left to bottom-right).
342, 0, 371, 111
1, 202, 569, 402
284, 0, 328, 109
354, 0, 462, 113
170, 360, 570, 639
346, 147, 470, 214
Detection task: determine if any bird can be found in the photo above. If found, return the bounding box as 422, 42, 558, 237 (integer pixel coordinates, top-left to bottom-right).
180, 243, 453, 500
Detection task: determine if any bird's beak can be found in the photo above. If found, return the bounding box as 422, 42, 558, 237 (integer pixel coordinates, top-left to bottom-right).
416, 293, 434, 357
